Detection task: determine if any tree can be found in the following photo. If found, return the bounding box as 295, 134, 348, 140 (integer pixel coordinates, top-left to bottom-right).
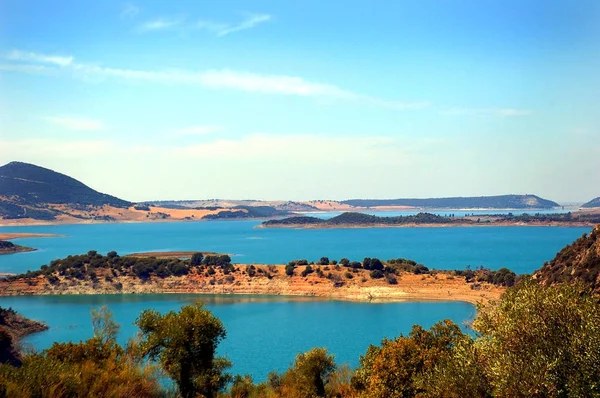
190, 252, 204, 267
284, 348, 336, 397
340, 258, 350, 267
285, 263, 295, 276
317, 257, 330, 266
363, 257, 372, 270
370, 258, 384, 271
352, 320, 464, 398
135, 303, 232, 398
472, 279, 600, 397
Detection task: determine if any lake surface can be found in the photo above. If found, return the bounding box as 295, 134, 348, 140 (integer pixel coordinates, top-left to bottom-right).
0, 220, 588, 382
0, 294, 475, 381
0, 221, 590, 275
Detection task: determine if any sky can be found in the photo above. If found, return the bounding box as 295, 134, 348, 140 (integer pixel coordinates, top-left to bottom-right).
0, 0, 599, 203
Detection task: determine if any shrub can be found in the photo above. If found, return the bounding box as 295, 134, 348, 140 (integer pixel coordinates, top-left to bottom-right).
285, 264, 295, 276
301, 265, 314, 277
370, 270, 384, 279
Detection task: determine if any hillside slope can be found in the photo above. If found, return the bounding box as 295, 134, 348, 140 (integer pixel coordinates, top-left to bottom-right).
0, 161, 131, 220
0, 161, 130, 207
535, 225, 600, 292
341, 195, 559, 209
582, 197, 600, 208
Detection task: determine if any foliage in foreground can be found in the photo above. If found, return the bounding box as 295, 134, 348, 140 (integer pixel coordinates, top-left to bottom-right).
1, 279, 600, 397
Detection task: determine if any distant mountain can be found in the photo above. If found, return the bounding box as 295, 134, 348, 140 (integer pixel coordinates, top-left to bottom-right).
582, 197, 600, 208
535, 225, 600, 293
341, 195, 559, 209
0, 161, 131, 220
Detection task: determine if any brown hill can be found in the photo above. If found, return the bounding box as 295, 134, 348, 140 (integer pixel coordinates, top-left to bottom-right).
534, 225, 600, 292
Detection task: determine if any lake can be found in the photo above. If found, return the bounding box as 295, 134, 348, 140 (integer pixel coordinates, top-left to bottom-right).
0, 294, 475, 381
0, 220, 589, 382
0, 220, 590, 275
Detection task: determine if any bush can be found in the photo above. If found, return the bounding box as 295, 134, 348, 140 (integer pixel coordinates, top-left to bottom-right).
344, 272, 353, 279
370, 270, 384, 279
190, 253, 204, 267
285, 264, 295, 276
385, 274, 398, 285
301, 265, 314, 277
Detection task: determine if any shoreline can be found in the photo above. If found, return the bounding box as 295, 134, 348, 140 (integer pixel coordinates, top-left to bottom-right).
0, 264, 503, 305
258, 221, 597, 229
0, 232, 61, 240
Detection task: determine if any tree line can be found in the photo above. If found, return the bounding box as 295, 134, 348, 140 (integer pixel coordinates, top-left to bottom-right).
1, 278, 599, 397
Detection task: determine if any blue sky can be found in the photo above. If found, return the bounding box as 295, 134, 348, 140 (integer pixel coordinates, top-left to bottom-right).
0, 0, 599, 202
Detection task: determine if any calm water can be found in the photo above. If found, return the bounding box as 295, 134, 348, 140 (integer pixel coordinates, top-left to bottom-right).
0, 294, 475, 381
0, 221, 588, 382
0, 221, 590, 275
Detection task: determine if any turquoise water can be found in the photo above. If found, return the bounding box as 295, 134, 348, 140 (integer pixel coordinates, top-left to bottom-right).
0, 221, 588, 382
0, 294, 475, 381
0, 221, 590, 275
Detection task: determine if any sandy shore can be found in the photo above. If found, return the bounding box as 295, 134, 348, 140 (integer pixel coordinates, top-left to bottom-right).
0, 264, 503, 305
0, 232, 60, 240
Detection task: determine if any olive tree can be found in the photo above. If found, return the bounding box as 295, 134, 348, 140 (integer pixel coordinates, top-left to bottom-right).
135, 303, 232, 398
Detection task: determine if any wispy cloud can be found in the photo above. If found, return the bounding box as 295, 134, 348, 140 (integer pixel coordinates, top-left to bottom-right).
6, 50, 73, 67
45, 116, 104, 131
137, 13, 271, 36
120, 3, 140, 19
173, 125, 222, 136
138, 18, 183, 32
197, 14, 271, 37
2, 50, 428, 110
439, 107, 532, 117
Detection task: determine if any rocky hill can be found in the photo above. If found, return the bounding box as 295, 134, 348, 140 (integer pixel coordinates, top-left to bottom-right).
0, 307, 48, 365
0, 161, 131, 220
582, 197, 600, 208
535, 225, 600, 292
341, 195, 560, 209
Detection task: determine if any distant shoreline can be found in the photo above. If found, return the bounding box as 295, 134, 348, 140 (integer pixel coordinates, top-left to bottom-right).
0, 207, 590, 228
258, 221, 597, 229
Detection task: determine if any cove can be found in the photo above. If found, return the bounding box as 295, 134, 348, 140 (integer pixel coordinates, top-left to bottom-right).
0, 294, 475, 381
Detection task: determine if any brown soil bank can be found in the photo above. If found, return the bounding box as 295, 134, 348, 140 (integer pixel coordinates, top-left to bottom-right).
0, 264, 503, 305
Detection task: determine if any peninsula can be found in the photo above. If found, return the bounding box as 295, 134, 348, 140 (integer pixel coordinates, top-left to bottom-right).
0, 251, 508, 304
261, 211, 600, 229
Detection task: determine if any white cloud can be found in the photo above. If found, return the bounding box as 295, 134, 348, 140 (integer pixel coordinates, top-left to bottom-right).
6, 50, 73, 67
173, 125, 222, 136
138, 18, 183, 32
120, 3, 139, 19
0, 63, 53, 74
1, 51, 428, 110
439, 107, 532, 117
197, 14, 271, 37
45, 116, 104, 131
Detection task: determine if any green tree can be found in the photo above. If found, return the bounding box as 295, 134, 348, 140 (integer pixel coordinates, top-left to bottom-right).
473, 278, 600, 397
135, 303, 232, 398
190, 252, 204, 267
284, 348, 336, 397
